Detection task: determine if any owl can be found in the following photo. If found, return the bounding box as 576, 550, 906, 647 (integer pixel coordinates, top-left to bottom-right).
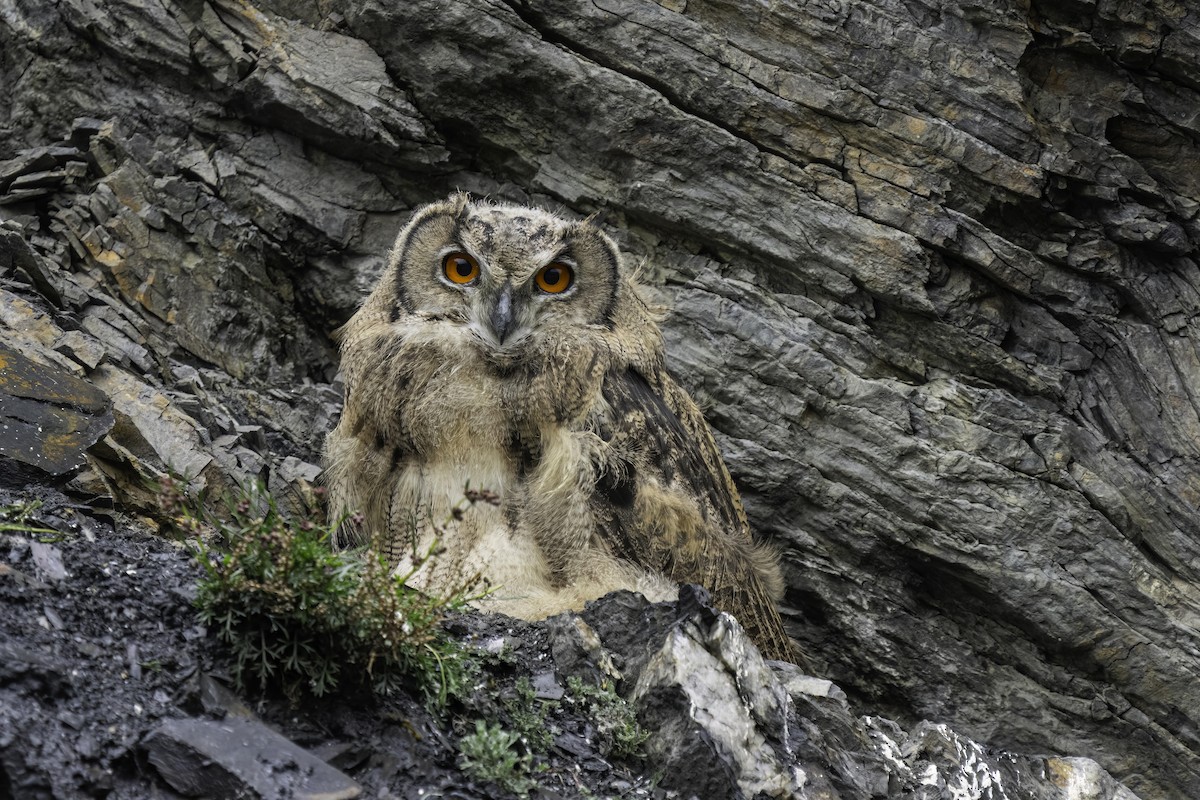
322, 193, 794, 661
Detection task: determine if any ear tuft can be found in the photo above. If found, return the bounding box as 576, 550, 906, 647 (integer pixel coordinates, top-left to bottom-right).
447, 190, 472, 217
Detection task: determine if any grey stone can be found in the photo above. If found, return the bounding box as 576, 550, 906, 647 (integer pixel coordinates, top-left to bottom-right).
0, 146, 84, 190
547, 612, 622, 687
28, 542, 67, 582
1, 0, 1198, 795
627, 599, 803, 799
0, 342, 113, 475
53, 330, 106, 371
531, 671, 565, 702
0, 227, 63, 309
0, 641, 70, 696
144, 716, 361, 800
205, 0, 446, 168
571, 590, 1143, 800
197, 674, 254, 719
9, 169, 71, 191
79, 309, 152, 374
275, 455, 321, 484
859, 718, 1142, 800
91, 365, 213, 481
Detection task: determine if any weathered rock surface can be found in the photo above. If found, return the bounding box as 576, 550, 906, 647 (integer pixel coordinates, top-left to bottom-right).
145, 716, 362, 799
559, 587, 1137, 800
2, 0, 1198, 797
0, 341, 113, 476
0, 496, 1136, 800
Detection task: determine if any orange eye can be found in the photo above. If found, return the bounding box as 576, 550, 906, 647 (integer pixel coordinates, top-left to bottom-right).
442, 251, 479, 285
535, 262, 574, 294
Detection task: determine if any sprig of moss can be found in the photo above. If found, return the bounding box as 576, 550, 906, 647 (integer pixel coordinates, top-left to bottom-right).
565, 676, 649, 759
172, 478, 482, 708
458, 719, 539, 798
504, 676, 557, 754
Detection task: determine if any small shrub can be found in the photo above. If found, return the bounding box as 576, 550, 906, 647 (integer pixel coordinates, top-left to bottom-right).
173, 478, 483, 707
504, 676, 557, 753
565, 676, 649, 759
458, 719, 538, 798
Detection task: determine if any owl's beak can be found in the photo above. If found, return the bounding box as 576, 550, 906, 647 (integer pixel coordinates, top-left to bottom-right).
489, 283, 516, 344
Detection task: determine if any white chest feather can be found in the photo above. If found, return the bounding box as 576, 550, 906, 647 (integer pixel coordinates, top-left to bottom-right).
391, 427, 674, 619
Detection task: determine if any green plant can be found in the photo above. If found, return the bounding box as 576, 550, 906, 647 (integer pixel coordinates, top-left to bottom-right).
0, 499, 57, 535
503, 676, 557, 753
175, 477, 484, 707
565, 676, 649, 759
458, 719, 538, 798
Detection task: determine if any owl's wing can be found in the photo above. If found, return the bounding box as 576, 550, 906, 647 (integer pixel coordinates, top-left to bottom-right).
591, 365, 796, 662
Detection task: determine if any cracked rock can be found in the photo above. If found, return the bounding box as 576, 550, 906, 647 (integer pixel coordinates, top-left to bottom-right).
0, 342, 113, 476
144, 716, 361, 800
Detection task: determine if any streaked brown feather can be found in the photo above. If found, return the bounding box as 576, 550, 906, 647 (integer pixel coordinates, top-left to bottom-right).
592, 364, 797, 662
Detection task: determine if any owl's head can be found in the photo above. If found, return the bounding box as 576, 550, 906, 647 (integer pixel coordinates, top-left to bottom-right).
379, 193, 626, 363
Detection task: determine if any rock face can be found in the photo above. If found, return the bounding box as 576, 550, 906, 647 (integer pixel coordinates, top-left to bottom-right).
567, 587, 1138, 800
2, 0, 1198, 797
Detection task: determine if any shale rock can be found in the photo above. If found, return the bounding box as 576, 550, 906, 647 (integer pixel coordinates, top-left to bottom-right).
566, 588, 1140, 800
145, 716, 361, 800
0, 342, 112, 476
2, 0, 1198, 796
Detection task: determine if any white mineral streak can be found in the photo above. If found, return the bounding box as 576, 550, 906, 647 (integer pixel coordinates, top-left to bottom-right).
632, 617, 804, 799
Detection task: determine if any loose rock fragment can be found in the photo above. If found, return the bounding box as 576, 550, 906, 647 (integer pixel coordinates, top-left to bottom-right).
0, 342, 113, 475
52, 330, 106, 371
144, 716, 362, 800
625, 591, 803, 800
29, 541, 68, 582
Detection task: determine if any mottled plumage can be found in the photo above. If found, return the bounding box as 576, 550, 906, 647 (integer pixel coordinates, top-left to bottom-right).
323, 193, 794, 660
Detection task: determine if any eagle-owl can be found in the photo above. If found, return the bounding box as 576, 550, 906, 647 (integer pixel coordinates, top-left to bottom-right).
323, 193, 794, 661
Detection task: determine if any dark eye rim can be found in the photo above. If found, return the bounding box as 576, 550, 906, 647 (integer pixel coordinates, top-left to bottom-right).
441, 250, 480, 286
535, 261, 575, 294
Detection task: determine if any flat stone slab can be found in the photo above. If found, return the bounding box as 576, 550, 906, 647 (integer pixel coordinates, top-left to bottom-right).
144, 716, 361, 800
0, 342, 112, 475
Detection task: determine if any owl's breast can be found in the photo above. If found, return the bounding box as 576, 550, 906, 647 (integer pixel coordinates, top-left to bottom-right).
401, 351, 513, 456
343, 327, 668, 616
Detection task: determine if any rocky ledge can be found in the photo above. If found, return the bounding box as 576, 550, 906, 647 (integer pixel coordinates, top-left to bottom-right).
1, 487, 1134, 799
